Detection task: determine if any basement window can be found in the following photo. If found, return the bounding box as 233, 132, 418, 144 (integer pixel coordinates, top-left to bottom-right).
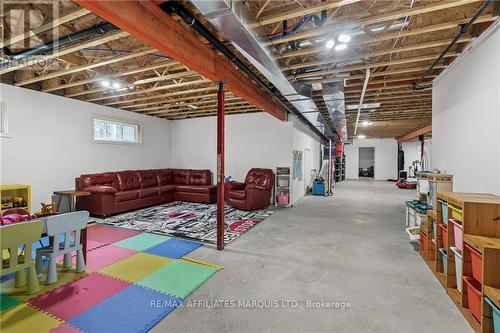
92, 118, 141, 144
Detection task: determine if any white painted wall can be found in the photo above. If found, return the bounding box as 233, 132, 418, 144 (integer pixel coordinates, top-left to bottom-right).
171, 112, 292, 182
1, 84, 323, 208
0, 84, 172, 207
344, 138, 398, 181
291, 117, 322, 204
401, 141, 420, 174
432, 22, 500, 195
170, 112, 322, 204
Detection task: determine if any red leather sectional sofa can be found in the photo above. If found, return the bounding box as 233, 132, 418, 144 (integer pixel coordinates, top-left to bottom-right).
75, 169, 216, 217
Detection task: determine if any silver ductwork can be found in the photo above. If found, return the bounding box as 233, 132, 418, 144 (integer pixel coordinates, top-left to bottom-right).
322, 82, 348, 142
190, 0, 346, 140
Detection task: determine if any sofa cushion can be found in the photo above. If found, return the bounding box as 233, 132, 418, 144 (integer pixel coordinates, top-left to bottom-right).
79, 172, 119, 191
228, 190, 246, 200
158, 185, 176, 194
138, 170, 159, 188
117, 171, 141, 191
245, 168, 273, 190
156, 169, 173, 186
139, 187, 158, 198
176, 185, 217, 194
173, 169, 190, 185
83, 185, 117, 194
189, 170, 211, 186
115, 190, 139, 202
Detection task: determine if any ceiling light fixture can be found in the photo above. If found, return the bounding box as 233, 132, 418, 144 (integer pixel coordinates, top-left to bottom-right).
187, 104, 199, 109
362, 120, 372, 127
112, 82, 120, 89
326, 40, 335, 49
338, 34, 351, 43
335, 43, 348, 51
358, 134, 366, 139
101, 80, 110, 87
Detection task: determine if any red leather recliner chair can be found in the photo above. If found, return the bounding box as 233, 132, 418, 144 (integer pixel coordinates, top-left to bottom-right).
226, 168, 274, 211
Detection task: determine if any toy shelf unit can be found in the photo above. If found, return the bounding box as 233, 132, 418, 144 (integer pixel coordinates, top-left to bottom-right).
415, 172, 453, 214
275, 167, 291, 207
421, 191, 500, 333
1, 184, 31, 213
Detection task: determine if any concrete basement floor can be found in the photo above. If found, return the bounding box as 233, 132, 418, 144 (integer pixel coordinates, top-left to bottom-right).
153, 180, 472, 333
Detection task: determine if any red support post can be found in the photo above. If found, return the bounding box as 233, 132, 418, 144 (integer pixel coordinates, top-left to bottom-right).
217, 82, 225, 250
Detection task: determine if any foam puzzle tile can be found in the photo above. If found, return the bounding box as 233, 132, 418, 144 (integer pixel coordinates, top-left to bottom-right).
85, 245, 138, 271
50, 323, 82, 333
86, 224, 141, 244
136, 259, 217, 298
144, 238, 202, 259
113, 233, 171, 251
0, 303, 61, 333
1, 268, 88, 302
69, 285, 182, 333
0, 293, 20, 312
98, 253, 171, 283
29, 273, 130, 321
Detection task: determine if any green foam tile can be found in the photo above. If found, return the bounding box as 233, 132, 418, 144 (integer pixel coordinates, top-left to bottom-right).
113, 233, 171, 251
1, 294, 21, 312
136, 259, 217, 298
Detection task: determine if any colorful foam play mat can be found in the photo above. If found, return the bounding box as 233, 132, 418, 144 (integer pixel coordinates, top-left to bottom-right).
0, 225, 222, 333
97, 201, 274, 244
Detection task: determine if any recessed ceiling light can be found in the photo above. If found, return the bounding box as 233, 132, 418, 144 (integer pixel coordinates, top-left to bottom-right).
362, 120, 372, 127
112, 82, 120, 89
335, 43, 348, 51
338, 34, 351, 43
326, 40, 335, 49
101, 80, 110, 87
358, 134, 366, 139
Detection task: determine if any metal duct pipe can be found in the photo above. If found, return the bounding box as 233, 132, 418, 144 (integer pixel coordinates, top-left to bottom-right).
412, 0, 493, 89
179, 0, 338, 139
160, 1, 328, 142
2, 22, 118, 61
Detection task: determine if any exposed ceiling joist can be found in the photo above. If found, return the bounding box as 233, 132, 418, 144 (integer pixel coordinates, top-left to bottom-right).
0, 8, 90, 48
75, 0, 286, 121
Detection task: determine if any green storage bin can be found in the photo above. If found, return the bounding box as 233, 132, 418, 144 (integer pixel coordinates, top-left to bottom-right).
438, 199, 448, 225
432, 219, 437, 240
449, 205, 463, 221
485, 297, 500, 333
438, 248, 447, 274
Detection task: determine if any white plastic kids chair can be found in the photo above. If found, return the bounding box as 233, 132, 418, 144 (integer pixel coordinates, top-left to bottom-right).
35, 211, 88, 284
1, 220, 43, 294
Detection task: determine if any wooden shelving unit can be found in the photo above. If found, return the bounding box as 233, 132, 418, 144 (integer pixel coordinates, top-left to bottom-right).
0, 184, 31, 213
420, 191, 500, 333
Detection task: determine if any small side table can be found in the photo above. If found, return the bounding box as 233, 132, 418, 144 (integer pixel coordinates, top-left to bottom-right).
53, 190, 91, 262
53, 190, 91, 213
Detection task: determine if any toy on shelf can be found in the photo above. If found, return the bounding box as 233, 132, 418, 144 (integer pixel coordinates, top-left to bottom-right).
1, 184, 31, 212
34, 202, 58, 217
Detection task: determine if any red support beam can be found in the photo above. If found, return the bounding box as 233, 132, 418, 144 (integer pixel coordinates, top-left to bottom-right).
217, 82, 225, 250
396, 123, 432, 142
74, 0, 286, 121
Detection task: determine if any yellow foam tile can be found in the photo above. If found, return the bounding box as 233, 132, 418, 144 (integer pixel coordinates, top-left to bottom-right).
98, 252, 171, 283
0, 303, 61, 333
0, 267, 87, 302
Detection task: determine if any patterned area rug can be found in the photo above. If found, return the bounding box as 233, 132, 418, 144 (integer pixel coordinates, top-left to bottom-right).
97, 202, 274, 244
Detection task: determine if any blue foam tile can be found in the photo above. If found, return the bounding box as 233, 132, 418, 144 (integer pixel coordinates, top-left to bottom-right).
144, 238, 202, 259
69, 285, 182, 333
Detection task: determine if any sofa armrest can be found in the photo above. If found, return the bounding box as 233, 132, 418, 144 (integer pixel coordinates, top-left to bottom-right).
83, 185, 117, 194
226, 182, 246, 191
